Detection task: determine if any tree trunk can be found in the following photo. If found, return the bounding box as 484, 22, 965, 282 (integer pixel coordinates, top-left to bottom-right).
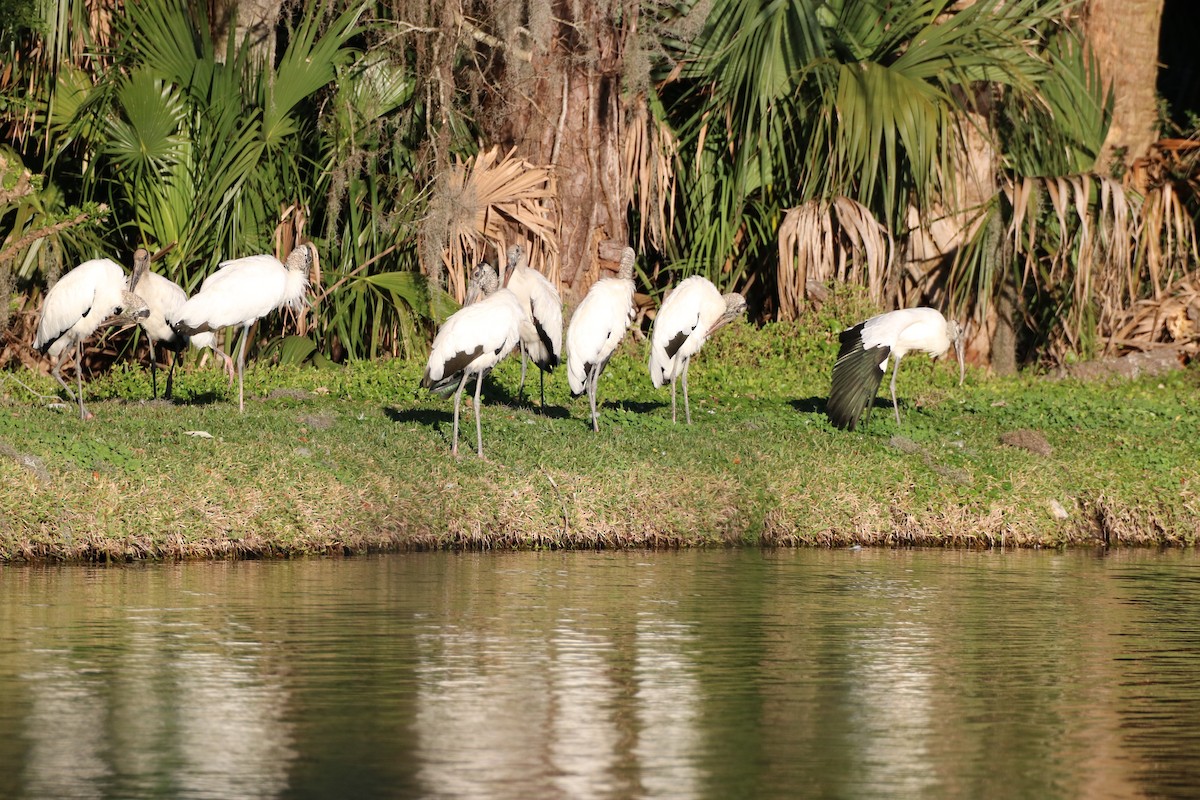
484, 1, 631, 306
1086, 0, 1165, 176
991, 266, 1019, 375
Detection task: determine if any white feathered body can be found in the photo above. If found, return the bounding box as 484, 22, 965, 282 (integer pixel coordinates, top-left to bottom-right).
137, 270, 224, 354
566, 276, 635, 395
505, 264, 562, 371
171, 254, 309, 335
135, 270, 188, 348
648, 276, 729, 388
422, 289, 525, 394
860, 307, 955, 372
35, 259, 139, 360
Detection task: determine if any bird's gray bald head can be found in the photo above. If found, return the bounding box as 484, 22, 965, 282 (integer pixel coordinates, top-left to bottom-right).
110, 290, 151, 324
506, 244, 525, 270
708, 292, 747, 335
286, 243, 314, 273
465, 262, 500, 305
129, 247, 151, 292
617, 247, 636, 282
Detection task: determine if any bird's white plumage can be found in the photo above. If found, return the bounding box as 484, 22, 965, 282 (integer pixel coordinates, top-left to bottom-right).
422, 263, 526, 457
35, 259, 134, 360
134, 269, 188, 345
648, 276, 730, 387
859, 306, 957, 374
424, 290, 524, 389
34, 257, 150, 419
566, 275, 635, 396
129, 263, 234, 398
167, 245, 312, 412
827, 306, 964, 430
505, 259, 563, 369
171, 253, 309, 334
135, 270, 225, 355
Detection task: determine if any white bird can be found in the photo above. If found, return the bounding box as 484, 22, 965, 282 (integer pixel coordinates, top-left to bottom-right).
33, 257, 150, 419
503, 244, 562, 410
127, 248, 235, 399
170, 244, 313, 412
648, 275, 747, 424
827, 307, 965, 430
566, 246, 637, 432
421, 262, 524, 458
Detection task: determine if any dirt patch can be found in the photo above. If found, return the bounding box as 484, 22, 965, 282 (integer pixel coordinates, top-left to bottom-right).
1000, 429, 1053, 457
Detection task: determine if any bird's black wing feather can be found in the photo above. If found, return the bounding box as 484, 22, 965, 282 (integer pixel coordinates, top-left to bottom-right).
531, 315, 559, 371
827, 322, 889, 430
664, 313, 700, 361
173, 319, 215, 337
422, 345, 484, 396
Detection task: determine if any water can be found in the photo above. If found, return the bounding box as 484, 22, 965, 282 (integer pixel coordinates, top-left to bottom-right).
2, 549, 1199, 799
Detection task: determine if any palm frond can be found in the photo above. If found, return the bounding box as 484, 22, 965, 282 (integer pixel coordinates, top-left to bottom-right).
777, 197, 894, 320
424, 146, 558, 303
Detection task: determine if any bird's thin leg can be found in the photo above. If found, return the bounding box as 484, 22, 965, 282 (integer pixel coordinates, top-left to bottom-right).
450, 371, 469, 457
165, 350, 177, 401
890, 357, 902, 425
686, 357, 696, 424
539, 368, 546, 412
50, 356, 75, 404
74, 341, 88, 420
149, 338, 158, 399
216, 345, 235, 388
519, 347, 528, 404
236, 324, 250, 413
670, 374, 677, 424
588, 363, 599, 432
473, 370, 485, 458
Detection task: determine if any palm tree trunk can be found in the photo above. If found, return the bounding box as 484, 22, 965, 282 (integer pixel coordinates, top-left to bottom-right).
1085, 0, 1165, 175
483, 2, 632, 304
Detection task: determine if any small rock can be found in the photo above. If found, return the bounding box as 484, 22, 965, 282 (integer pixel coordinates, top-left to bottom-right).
1048, 499, 1070, 520
184, 430, 213, 439
1000, 429, 1053, 457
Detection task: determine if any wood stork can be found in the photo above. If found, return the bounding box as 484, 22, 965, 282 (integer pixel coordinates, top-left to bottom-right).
503, 244, 562, 410
127, 248, 235, 399
565, 246, 637, 432
648, 276, 746, 424
33, 257, 151, 419
170, 244, 313, 412
421, 262, 524, 458
827, 307, 965, 431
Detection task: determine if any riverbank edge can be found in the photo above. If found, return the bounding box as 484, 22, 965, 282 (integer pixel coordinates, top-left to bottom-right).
1, 493, 1188, 563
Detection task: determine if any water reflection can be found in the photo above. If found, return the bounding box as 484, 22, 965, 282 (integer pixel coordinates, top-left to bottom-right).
1, 550, 1199, 799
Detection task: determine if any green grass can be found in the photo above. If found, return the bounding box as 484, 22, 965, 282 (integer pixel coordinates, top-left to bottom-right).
2, 314, 1198, 560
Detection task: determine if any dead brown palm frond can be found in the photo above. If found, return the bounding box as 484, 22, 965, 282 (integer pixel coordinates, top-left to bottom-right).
423, 145, 559, 303
622, 93, 677, 254
1109, 275, 1200, 352
776, 198, 894, 320
1002, 173, 1143, 354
